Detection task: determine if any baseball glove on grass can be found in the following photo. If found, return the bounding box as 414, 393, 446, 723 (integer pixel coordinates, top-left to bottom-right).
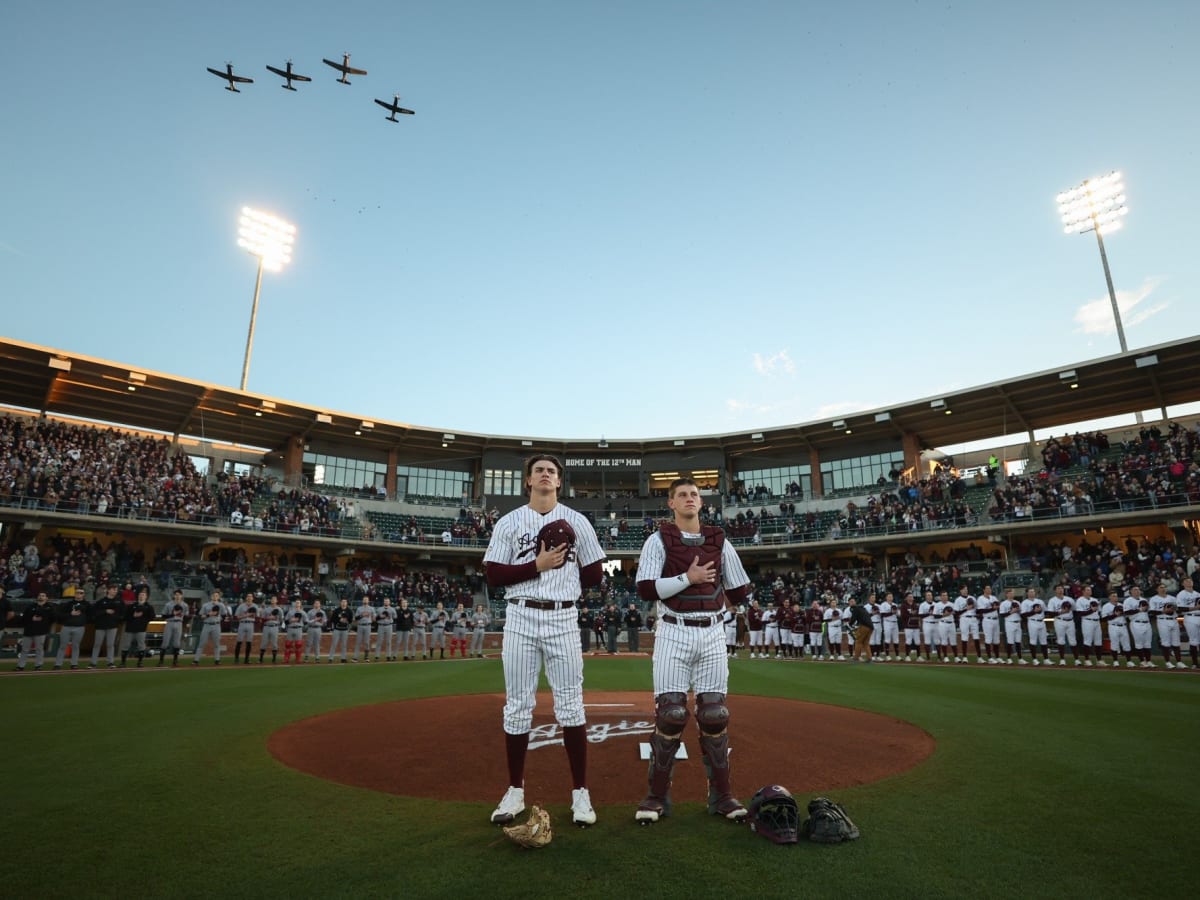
502, 805, 553, 849
800, 797, 860, 843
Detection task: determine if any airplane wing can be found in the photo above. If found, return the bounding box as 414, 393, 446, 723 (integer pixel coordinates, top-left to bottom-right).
322, 58, 343, 71
266, 65, 288, 77
373, 98, 393, 110
292, 72, 312, 82
394, 106, 414, 115
232, 73, 254, 83
207, 67, 228, 79
345, 65, 368, 75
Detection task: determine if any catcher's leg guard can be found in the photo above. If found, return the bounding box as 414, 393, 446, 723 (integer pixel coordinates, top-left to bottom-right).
696, 692, 746, 820
637, 692, 688, 823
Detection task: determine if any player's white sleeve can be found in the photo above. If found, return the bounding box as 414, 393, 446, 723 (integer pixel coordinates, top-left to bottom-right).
483, 516, 516, 566
569, 510, 607, 567
720, 540, 751, 589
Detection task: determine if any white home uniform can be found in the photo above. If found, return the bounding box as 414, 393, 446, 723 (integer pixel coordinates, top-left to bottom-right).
1150, 590, 1181, 649
1177, 584, 1200, 663
763, 604, 780, 655
954, 593, 979, 662
1102, 600, 1132, 665
1000, 596, 1024, 662
977, 590, 1001, 661
879, 598, 899, 653
868, 602, 882, 652
484, 503, 605, 735
1050, 595, 1077, 664
935, 600, 957, 660
919, 598, 938, 659
823, 605, 845, 659
1079, 595, 1103, 662
1128, 601, 1154, 665
1023, 594, 1049, 663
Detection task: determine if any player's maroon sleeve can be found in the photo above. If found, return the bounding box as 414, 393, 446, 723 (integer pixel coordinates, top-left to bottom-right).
726, 585, 750, 605
636, 580, 659, 603
485, 561, 538, 588
580, 561, 603, 589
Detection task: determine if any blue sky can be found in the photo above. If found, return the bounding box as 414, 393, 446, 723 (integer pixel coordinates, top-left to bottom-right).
3, 1, 1198, 442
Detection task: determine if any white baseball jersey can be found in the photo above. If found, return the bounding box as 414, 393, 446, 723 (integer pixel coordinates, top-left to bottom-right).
485, 503, 606, 601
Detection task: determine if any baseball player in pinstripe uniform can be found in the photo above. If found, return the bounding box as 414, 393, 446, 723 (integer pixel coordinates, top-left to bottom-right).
1021, 588, 1052, 666
1049, 586, 1080, 666
233, 593, 260, 665
328, 597, 353, 663
633, 477, 752, 824
375, 598, 397, 660
158, 589, 189, 667
1177, 577, 1200, 669
354, 596, 376, 662
999, 588, 1025, 664
260, 594, 285, 664
1101, 590, 1135, 668
1150, 584, 1185, 669
484, 454, 606, 829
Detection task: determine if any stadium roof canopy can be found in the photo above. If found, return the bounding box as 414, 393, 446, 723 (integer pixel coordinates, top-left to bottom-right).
1, 334, 1198, 461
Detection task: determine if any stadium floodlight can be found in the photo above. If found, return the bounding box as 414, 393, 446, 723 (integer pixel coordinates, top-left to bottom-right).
1055, 172, 1129, 352
237, 207, 296, 391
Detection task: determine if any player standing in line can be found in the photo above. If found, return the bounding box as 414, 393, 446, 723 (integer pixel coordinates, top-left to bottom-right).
1101, 590, 1134, 668
396, 598, 416, 660
484, 454, 606, 828
233, 592, 260, 665
1077, 585, 1103, 667
412, 605, 430, 659
776, 599, 796, 659
805, 597, 825, 659
918, 590, 938, 662
354, 595, 376, 662
259, 594, 285, 664
762, 600, 781, 659
119, 587, 155, 667
624, 602, 644, 654
999, 587, 1026, 665
375, 598, 396, 661
823, 596, 846, 660
304, 599, 327, 662
158, 588, 190, 667
55, 592, 91, 670
953, 585, 979, 664
633, 477, 751, 824
284, 598, 307, 664
1176, 576, 1200, 669
1151, 589, 1185, 669
328, 597, 353, 663
1049, 585, 1080, 667
450, 604, 470, 658
788, 601, 805, 659
1021, 588, 1052, 666
470, 604, 490, 658
577, 602, 593, 653
746, 599, 764, 658
15, 591, 55, 671
935, 591, 957, 663
1129, 596, 1155, 667
192, 590, 229, 666
89, 583, 124, 669
899, 592, 920, 661
867, 595, 883, 660
877, 591, 899, 661
976, 584, 1003, 664
723, 603, 739, 658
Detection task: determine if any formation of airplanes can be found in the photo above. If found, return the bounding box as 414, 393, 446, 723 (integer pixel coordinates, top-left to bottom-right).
206, 54, 414, 120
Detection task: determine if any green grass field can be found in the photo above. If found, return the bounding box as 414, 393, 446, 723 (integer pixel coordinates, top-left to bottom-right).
5, 658, 1196, 899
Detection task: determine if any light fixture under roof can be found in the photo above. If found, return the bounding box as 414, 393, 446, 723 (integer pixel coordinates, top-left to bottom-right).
1135, 354, 1158, 368
48, 357, 71, 372
315, 413, 332, 424
750, 433, 764, 442
127, 372, 146, 392
442, 433, 456, 442
831, 419, 846, 429
930, 399, 945, 409
673, 439, 685, 446
874, 412, 891, 423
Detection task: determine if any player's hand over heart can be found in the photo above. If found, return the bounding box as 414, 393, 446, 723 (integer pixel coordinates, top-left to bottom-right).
686, 555, 716, 585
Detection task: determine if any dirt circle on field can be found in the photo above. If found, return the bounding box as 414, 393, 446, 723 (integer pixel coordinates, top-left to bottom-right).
268, 692, 935, 804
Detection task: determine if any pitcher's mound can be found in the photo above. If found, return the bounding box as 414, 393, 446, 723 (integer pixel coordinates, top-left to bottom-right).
268, 691, 934, 803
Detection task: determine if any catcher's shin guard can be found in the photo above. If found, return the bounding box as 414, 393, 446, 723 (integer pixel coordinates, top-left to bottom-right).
697, 692, 745, 819
639, 730, 681, 819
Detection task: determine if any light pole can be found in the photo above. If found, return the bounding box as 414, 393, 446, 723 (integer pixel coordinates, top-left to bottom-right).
236, 207, 296, 391
1055, 171, 1129, 351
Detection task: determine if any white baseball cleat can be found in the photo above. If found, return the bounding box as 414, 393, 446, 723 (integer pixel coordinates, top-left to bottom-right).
1031, 659, 1039, 666
490, 786, 525, 825
1097, 660, 1108, 667
1165, 662, 1175, 670
1058, 659, 1066, 666
1074, 659, 1082, 667
571, 787, 597, 826
1018, 658, 1028, 665
1084, 660, 1093, 667
1126, 660, 1136, 668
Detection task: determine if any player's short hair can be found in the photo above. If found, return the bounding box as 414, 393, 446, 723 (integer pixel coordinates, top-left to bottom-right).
668, 477, 699, 497
523, 453, 564, 496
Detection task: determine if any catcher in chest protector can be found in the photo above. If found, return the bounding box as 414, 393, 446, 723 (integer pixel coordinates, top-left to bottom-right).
503, 806, 553, 849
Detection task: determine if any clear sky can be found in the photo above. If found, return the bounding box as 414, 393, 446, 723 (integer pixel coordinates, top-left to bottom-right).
3, 1, 1198, 443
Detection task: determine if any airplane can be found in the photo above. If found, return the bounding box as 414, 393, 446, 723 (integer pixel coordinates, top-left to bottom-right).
374, 95, 416, 122
207, 63, 253, 92
265, 60, 312, 91
322, 53, 367, 84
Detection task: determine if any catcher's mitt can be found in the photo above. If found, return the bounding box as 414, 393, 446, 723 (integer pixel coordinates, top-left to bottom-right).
502, 805, 553, 849
800, 797, 860, 844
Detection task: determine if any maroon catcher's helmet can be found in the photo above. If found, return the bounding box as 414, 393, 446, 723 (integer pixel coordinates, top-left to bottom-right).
748, 785, 800, 844
537, 519, 577, 569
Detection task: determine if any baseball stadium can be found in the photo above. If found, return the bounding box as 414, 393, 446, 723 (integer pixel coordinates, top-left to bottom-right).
1, 332, 1197, 898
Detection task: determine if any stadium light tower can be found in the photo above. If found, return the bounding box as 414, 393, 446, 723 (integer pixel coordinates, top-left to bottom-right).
236, 207, 296, 391
1056, 171, 1129, 352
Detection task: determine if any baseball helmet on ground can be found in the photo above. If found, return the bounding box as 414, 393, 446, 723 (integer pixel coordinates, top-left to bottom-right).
537, 519, 577, 568
748, 785, 800, 844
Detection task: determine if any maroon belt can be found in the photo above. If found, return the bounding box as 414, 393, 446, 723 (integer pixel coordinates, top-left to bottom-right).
509, 599, 575, 611
661, 614, 718, 628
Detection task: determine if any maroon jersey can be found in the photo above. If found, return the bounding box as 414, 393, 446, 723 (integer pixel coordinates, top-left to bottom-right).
747, 605, 764, 630
900, 601, 919, 629
657, 522, 726, 613
804, 607, 824, 632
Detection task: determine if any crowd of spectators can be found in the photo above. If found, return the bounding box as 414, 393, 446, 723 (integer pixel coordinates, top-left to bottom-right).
1, 533, 148, 599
